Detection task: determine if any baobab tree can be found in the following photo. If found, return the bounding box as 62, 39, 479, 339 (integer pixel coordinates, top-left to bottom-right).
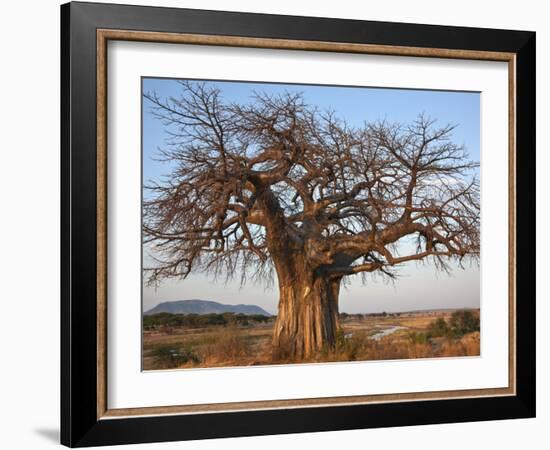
143, 81, 480, 360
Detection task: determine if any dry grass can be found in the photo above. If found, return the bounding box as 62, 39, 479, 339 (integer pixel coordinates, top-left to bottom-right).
143, 311, 480, 370
143, 324, 274, 369
320, 330, 480, 363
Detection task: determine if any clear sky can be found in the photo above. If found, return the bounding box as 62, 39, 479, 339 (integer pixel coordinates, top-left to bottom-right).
142, 78, 480, 314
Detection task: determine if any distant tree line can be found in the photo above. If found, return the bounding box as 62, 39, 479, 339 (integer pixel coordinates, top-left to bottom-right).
143, 312, 273, 330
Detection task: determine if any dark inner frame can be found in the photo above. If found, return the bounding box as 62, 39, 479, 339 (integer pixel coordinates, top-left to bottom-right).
61, 1, 535, 447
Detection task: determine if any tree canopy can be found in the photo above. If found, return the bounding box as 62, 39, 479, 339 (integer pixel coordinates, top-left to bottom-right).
143, 81, 480, 286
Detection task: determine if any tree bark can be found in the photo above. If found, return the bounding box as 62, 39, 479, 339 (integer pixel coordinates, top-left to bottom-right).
272, 259, 341, 360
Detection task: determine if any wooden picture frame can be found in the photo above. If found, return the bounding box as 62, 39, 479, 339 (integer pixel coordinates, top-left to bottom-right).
61, 1, 535, 447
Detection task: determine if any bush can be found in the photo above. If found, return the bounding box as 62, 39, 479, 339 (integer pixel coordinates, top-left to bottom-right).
335, 328, 347, 348
408, 331, 428, 344
449, 310, 480, 338
427, 317, 450, 338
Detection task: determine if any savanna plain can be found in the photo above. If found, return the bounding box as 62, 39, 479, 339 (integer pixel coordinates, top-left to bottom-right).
143, 309, 480, 370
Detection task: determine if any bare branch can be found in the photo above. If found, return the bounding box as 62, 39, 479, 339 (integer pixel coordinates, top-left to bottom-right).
143, 82, 480, 286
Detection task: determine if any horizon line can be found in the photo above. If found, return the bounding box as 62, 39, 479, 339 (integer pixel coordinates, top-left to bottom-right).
142, 298, 479, 316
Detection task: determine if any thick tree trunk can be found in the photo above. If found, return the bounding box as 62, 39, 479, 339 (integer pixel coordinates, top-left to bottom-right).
272, 262, 341, 360
255, 187, 342, 360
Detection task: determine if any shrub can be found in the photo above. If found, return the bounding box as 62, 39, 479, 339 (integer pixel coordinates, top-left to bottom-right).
335, 328, 347, 348
427, 317, 450, 338
408, 331, 428, 344
449, 310, 480, 338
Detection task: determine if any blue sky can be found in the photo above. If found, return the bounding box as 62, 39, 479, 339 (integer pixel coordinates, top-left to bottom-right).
142, 78, 480, 314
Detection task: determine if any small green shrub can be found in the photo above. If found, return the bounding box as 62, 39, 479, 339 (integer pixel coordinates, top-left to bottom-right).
449, 310, 480, 338
426, 317, 450, 338
408, 331, 428, 344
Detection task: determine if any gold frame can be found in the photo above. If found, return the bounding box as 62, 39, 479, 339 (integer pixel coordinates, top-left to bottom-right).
96, 29, 516, 420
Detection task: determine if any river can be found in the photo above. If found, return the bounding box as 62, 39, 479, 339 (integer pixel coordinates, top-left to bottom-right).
345, 325, 407, 341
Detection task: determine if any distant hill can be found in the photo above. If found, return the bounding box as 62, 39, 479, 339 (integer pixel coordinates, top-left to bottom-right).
144, 299, 272, 316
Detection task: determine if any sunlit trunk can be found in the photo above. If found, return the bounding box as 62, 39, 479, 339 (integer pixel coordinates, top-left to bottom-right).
271, 258, 341, 360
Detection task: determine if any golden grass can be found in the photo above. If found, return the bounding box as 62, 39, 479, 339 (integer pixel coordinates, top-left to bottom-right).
143, 312, 480, 370
321, 331, 480, 363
